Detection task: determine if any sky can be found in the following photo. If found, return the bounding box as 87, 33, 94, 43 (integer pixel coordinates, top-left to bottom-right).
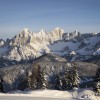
0, 0, 100, 39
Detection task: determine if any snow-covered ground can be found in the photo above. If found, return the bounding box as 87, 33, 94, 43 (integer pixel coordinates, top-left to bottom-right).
0, 96, 74, 100
0, 90, 74, 100
0, 89, 99, 100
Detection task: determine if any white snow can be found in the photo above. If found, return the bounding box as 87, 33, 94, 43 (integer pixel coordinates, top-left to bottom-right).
94, 48, 100, 55
0, 90, 72, 99
66, 42, 79, 50
77, 89, 97, 100
83, 39, 90, 45
22, 28, 31, 34
48, 41, 67, 52
0, 89, 99, 100
0, 40, 4, 46
66, 63, 72, 67
48, 41, 79, 56
7, 46, 21, 61
0, 96, 74, 100
70, 51, 76, 55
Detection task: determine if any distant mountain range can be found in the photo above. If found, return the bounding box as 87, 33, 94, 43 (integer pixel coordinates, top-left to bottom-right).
0, 27, 100, 62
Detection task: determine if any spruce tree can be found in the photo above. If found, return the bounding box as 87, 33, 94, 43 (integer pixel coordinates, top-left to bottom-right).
41, 68, 47, 89
27, 64, 39, 90
72, 63, 80, 89
61, 78, 66, 90
27, 71, 33, 90
93, 68, 100, 95
0, 78, 4, 93
27, 64, 46, 90
61, 69, 71, 90
36, 65, 47, 89
54, 74, 62, 90
35, 65, 41, 89
65, 69, 73, 90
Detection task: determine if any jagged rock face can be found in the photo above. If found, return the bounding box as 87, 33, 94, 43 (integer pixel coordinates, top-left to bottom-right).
62, 30, 80, 41
0, 27, 100, 61
9, 27, 64, 46
0, 39, 5, 47
3, 27, 64, 61
9, 28, 34, 46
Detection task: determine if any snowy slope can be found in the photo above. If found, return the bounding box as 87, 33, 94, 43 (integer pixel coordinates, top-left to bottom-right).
0, 46, 8, 55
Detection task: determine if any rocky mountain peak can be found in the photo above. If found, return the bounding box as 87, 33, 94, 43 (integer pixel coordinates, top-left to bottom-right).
53, 27, 64, 33
0, 28, 100, 61
22, 28, 30, 33
39, 29, 46, 33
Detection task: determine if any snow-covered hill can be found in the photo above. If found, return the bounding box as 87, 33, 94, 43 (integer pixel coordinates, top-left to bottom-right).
0, 28, 100, 61
0, 54, 98, 92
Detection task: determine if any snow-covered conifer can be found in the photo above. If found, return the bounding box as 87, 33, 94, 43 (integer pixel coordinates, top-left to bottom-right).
36, 65, 47, 89
72, 63, 80, 89
65, 69, 73, 90
41, 68, 47, 89
0, 78, 4, 93
93, 68, 100, 95
54, 74, 62, 90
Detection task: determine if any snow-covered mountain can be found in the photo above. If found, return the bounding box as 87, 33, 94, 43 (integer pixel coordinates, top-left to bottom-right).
0, 27, 100, 61
0, 27, 64, 61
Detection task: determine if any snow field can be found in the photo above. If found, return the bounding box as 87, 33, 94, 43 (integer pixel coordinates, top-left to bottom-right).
0, 89, 99, 100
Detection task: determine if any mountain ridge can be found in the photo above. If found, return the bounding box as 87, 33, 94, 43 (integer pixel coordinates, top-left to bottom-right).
0, 28, 99, 61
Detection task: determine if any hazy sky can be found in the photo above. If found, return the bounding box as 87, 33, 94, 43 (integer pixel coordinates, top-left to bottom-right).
0, 0, 100, 39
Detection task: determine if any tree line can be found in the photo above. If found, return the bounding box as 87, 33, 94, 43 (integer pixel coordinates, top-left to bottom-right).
0, 63, 100, 95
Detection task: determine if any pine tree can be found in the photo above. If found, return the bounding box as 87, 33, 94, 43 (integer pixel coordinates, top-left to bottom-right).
0, 78, 4, 93
41, 68, 47, 89
62, 69, 71, 90
27, 64, 39, 90
65, 69, 73, 90
36, 65, 42, 89
27, 64, 47, 90
36, 65, 47, 89
72, 63, 80, 89
61, 78, 67, 90
93, 68, 100, 95
27, 71, 34, 90
54, 74, 62, 90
